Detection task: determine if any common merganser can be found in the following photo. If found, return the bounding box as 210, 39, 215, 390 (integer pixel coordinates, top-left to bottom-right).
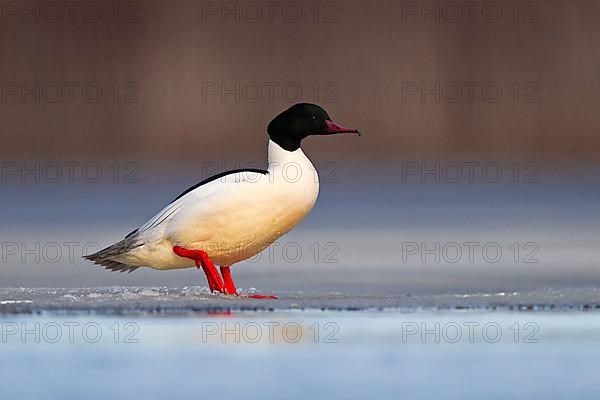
85, 103, 360, 298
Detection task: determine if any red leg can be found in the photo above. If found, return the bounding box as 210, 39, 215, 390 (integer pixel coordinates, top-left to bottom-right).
173, 246, 225, 293
219, 265, 278, 299
220, 266, 237, 295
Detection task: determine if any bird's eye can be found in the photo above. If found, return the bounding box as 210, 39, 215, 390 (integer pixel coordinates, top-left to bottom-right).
311, 116, 317, 120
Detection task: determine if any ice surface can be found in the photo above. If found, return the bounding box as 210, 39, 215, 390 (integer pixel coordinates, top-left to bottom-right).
2, 286, 600, 399
2, 286, 600, 315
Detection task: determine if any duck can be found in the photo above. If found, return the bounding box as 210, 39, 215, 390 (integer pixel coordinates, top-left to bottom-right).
85, 103, 360, 298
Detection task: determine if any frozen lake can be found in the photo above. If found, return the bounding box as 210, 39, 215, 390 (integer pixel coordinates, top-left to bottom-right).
1, 170, 600, 398
1, 305, 600, 399
2, 288, 600, 398
2, 286, 600, 313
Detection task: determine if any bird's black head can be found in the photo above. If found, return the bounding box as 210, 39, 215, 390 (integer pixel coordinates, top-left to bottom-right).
267, 103, 360, 151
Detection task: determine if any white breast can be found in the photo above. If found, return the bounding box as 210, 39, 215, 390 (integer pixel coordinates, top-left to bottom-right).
124, 140, 319, 269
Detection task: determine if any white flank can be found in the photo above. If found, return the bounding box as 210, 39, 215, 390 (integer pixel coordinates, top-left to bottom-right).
117, 140, 319, 269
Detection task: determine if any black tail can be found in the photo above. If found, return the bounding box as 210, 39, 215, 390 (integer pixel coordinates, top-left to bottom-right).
84, 234, 144, 273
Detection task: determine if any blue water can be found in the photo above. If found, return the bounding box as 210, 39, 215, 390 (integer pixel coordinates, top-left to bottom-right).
1, 311, 600, 399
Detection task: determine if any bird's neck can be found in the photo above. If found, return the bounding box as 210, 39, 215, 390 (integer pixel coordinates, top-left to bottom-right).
267, 139, 317, 181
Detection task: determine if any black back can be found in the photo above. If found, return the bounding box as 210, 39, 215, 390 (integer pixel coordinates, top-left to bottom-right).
171, 168, 268, 202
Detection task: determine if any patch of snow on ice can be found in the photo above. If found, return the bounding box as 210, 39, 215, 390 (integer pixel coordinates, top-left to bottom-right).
1, 300, 33, 304
138, 289, 161, 297
181, 286, 212, 296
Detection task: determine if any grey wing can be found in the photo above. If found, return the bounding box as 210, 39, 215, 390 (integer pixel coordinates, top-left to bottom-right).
136, 170, 266, 235
137, 201, 185, 234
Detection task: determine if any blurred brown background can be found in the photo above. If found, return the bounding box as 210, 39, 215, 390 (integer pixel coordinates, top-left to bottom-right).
1, 0, 599, 289
0, 0, 598, 163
